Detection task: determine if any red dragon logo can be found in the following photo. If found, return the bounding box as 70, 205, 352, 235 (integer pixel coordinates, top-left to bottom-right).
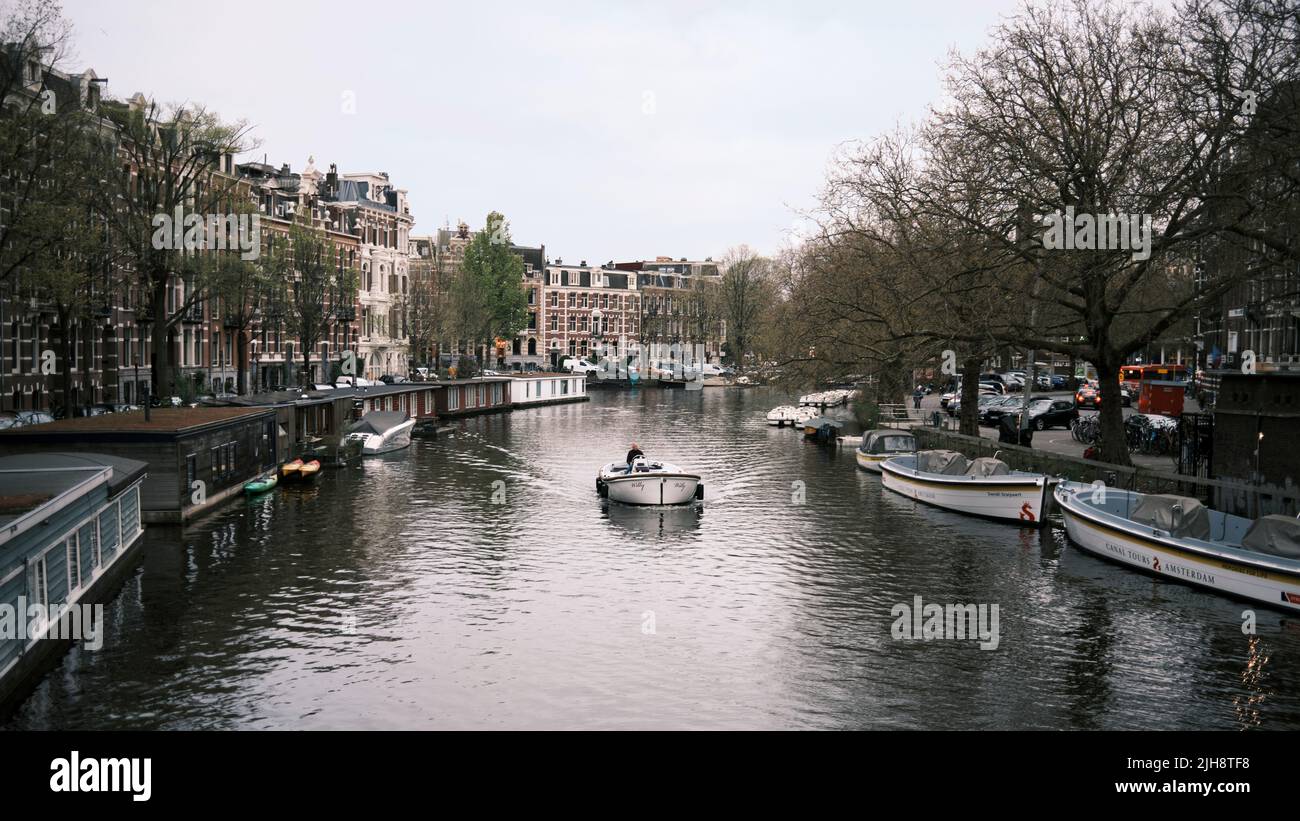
1019, 502, 1036, 522
1153, 556, 1162, 572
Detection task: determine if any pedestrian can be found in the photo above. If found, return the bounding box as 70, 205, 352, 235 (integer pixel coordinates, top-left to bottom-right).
912, 386, 924, 410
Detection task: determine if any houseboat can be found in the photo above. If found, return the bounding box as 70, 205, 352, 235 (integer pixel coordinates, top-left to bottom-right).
0, 453, 146, 707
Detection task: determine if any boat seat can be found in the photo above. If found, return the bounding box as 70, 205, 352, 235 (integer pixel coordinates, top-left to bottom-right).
1129, 494, 1211, 540
965, 457, 1010, 477
1241, 515, 1300, 558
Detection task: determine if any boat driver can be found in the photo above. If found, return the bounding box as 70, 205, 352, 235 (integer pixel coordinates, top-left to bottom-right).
625, 442, 644, 473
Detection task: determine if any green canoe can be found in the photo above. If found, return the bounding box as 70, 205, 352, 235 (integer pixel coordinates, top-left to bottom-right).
244, 472, 278, 494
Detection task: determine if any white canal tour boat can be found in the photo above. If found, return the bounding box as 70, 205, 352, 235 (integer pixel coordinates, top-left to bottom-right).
345, 411, 416, 455
596, 456, 704, 506
855, 429, 917, 473
1054, 482, 1300, 612
878, 450, 1052, 526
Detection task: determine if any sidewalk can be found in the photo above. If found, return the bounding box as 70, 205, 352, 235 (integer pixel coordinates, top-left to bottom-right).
913, 390, 1194, 472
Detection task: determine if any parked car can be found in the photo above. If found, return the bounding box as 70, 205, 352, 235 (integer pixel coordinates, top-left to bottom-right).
1050, 374, 1068, 389
13, 410, 55, 427
1026, 398, 1079, 430
378, 374, 410, 384
980, 396, 1023, 426
978, 380, 1005, 395
562, 358, 601, 374
73, 403, 116, 417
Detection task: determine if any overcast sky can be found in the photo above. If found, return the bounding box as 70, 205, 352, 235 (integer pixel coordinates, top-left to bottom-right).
62, 0, 1022, 263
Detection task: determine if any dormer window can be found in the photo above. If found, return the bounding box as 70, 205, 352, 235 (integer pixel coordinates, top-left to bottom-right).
26, 60, 40, 84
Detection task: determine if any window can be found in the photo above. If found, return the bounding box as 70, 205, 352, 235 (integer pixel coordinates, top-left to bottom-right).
448, 388, 460, 411
186, 453, 197, 490
67, 535, 81, 592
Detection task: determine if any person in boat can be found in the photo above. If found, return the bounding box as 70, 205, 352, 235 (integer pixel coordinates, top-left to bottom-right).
625, 442, 645, 473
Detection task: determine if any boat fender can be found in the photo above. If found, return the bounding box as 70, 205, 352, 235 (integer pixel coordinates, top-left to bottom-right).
695, 484, 704, 500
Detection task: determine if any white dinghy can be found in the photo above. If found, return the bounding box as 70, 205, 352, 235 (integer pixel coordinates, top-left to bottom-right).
879, 449, 1051, 526
596, 456, 704, 506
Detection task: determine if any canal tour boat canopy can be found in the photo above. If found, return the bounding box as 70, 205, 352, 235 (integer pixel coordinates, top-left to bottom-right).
1128, 494, 1211, 540
965, 457, 1011, 477
860, 430, 916, 454
1242, 515, 1300, 558
915, 450, 970, 475
347, 411, 410, 435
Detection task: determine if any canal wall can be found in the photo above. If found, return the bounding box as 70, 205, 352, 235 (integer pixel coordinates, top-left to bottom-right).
913, 427, 1300, 518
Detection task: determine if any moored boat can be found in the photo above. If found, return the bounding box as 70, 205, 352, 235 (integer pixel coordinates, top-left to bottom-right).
244, 471, 278, 495
280, 458, 303, 480
297, 459, 321, 481
879, 450, 1051, 526
596, 456, 703, 506
855, 429, 917, 473
346, 411, 416, 455
766, 405, 799, 426
1054, 482, 1300, 611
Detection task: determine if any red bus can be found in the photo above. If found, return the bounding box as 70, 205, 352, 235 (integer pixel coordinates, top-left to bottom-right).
1122, 364, 1188, 391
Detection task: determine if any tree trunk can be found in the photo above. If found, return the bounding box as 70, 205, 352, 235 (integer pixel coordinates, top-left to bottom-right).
56, 305, 73, 418
80, 316, 94, 406
959, 356, 981, 437
150, 279, 169, 398
236, 329, 248, 395
1095, 357, 1131, 466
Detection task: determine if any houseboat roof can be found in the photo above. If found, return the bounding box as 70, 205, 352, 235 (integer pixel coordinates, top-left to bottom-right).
0, 452, 147, 543
0, 407, 273, 437
508, 372, 578, 378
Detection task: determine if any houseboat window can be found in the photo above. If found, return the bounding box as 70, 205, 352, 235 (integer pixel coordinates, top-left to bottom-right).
31, 556, 48, 611
186, 454, 197, 490
67, 535, 81, 592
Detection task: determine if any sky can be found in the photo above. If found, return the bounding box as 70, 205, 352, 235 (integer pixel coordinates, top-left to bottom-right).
60, 0, 1024, 263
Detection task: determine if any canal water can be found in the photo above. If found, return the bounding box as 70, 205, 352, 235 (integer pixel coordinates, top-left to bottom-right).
6, 387, 1299, 730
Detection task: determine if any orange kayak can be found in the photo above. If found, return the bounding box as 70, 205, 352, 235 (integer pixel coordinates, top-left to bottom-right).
280, 459, 303, 479
297, 460, 321, 481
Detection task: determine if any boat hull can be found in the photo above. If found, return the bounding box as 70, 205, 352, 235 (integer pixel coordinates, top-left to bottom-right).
598, 473, 701, 506
879, 460, 1049, 525
244, 474, 278, 494
855, 451, 891, 473
1055, 484, 1300, 612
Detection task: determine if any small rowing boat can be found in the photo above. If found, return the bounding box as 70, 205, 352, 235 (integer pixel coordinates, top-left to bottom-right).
244, 471, 278, 495
297, 459, 321, 482
280, 458, 303, 480
879, 450, 1051, 526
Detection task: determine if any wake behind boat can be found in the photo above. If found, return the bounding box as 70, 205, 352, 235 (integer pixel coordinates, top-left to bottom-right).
346, 411, 416, 455
1055, 482, 1300, 612
879, 449, 1051, 526
596, 456, 704, 506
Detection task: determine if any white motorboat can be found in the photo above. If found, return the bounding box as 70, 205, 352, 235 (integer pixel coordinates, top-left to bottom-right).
879, 450, 1051, 526
596, 456, 703, 506
799, 389, 853, 407
855, 429, 917, 473
1054, 482, 1300, 611
345, 411, 416, 455
766, 405, 799, 426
